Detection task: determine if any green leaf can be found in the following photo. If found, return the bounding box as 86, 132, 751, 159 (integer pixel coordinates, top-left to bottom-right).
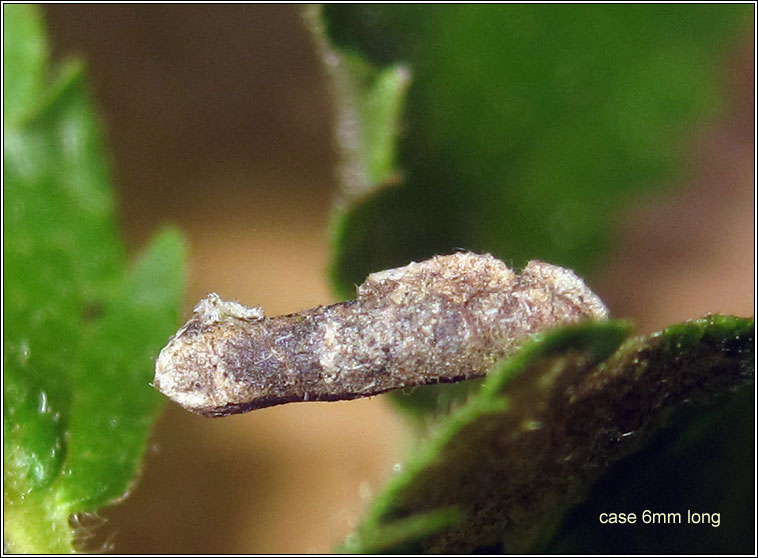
539, 315, 755, 554
343, 316, 753, 553
3, 6, 186, 552
3, 4, 47, 123
316, 4, 750, 414
4, 63, 121, 506
339, 508, 462, 555
542, 384, 754, 554
308, 6, 411, 209
56, 228, 186, 511
323, 5, 750, 289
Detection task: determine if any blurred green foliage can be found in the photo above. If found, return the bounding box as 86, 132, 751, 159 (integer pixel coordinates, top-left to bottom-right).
322, 4, 750, 298
3, 5, 186, 552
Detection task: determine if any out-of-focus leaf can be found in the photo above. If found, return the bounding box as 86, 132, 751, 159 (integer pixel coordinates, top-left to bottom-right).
3, 3, 47, 123
342, 316, 753, 553
307, 6, 411, 206
3, 5, 186, 552
321, 5, 749, 295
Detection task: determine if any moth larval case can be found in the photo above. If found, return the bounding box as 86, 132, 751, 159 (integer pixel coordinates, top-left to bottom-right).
154, 252, 608, 416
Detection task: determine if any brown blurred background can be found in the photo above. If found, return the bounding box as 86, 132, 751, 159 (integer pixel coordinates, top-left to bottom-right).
43, 5, 754, 553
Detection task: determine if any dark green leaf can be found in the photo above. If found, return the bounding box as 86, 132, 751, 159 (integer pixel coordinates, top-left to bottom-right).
542, 384, 754, 554
343, 316, 753, 553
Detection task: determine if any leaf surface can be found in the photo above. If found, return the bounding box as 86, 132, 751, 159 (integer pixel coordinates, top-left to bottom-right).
3, 5, 186, 552
341, 316, 753, 553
